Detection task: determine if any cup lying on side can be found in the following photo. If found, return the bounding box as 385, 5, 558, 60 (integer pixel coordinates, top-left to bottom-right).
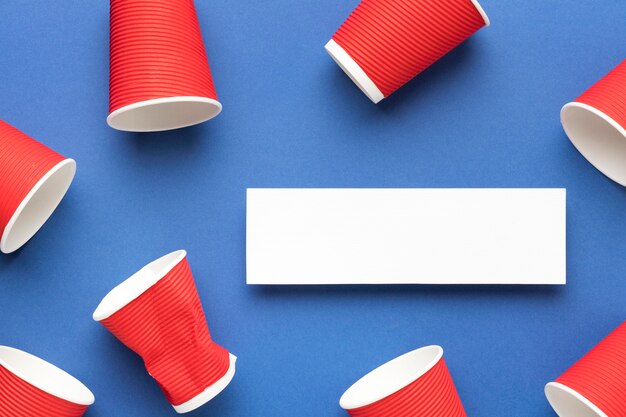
0, 346, 94, 417
545, 320, 626, 417
561, 59, 626, 185
0, 120, 76, 254
326, 0, 490, 103
339, 345, 467, 416
93, 250, 236, 413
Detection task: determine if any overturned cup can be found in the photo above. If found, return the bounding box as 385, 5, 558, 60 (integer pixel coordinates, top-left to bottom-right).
340, 345, 467, 416
0, 346, 94, 416
545, 321, 626, 417
0, 121, 76, 254
93, 250, 236, 413
561, 60, 626, 185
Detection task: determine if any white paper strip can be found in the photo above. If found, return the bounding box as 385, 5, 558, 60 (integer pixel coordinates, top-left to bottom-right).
246, 188, 566, 285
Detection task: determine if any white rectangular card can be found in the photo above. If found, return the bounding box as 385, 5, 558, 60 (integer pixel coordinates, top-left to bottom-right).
246, 188, 566, 285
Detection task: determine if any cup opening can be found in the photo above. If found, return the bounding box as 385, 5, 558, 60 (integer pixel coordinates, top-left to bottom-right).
0, 346, 94, 406
107, 96, 222, 132
339, 345, 444, 410
93, 250, 187, 321
172, 353, 237, 414
0, 158, 76, 254
325, 39, 385, 104
561, 102, 626, 186
545, 382, 607, 417
470, 0, 491, 26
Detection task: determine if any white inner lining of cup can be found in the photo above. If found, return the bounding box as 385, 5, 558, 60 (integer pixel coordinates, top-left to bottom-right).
470, 0, 491, 26
0, 158, 76, 254
107, 96, 222, 132
545, 382, 607, 417
92, 250, 186, 321
173, 353, 237, 414
339, 345, 443, 410
561, 102, 626, 186
0, 346, 94, 406
325, 39, 385, 104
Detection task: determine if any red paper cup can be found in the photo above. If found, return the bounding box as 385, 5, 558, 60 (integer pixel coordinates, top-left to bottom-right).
107, 0, 222, 132
561, 60, 626, 185
545, 321, 626, 417
0, 346, 94, 417
93, 250, 236, 413
339, 346, 466, 417
0, 121, 76, 254
326, 0, 490, 103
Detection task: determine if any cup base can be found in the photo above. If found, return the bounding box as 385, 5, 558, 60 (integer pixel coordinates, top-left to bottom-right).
107, 96, 222, 132
325, 39, 385, 104
172, 353, 237, 414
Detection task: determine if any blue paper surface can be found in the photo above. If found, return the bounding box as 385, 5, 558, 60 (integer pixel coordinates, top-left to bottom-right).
0, 1, 625, 416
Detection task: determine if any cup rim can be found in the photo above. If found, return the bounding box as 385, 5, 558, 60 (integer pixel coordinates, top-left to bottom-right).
0, 346, 95, 406
93, 250, 187, 321
107, 96, 222, 132
0, 158, 76, 254
339, 345, 444, 410
545, 381, 608, 417
561, 101, 626, 186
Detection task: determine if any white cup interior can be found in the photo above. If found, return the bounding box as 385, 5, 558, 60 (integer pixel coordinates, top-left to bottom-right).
339, 345, 443, 410
93, 250, 187, 321
107, 96, 222, 132
0, 346, 94, 406
561, 102, 626, 186
545, 382, 607, 417
0, 158, 76, 254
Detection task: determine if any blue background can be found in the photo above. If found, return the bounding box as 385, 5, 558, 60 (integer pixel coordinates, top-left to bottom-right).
0, 0, 625, 416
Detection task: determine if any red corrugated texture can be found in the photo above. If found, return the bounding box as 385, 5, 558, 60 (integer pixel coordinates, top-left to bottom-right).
109, 0, 218, 113
0, 121, 64, 239
556, 321, 626, 417
346, 358, 467, 417
99, 256, 231, 407
575, 60, 626, 130
332, 0, 486, 98
0, 365, 88, 417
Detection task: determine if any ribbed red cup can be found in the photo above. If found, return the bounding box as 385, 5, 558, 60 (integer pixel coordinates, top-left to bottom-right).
93, 250, 236, 413
340, 346, 466, 417
325, 0, 490, 103
561, 60, 626, 186
0, 121, 76, 254
108, 0, 222, 132
545, 321, 626, 417
0, 346, 94, 417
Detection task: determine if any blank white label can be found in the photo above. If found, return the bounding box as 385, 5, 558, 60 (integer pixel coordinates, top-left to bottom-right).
246, 188, 566, 285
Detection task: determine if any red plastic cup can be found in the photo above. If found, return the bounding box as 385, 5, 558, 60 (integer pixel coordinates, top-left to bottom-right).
545, 321, 626, 417
0, 121, 76, 254
561, 60, 626, 185
107, 0, 222, 132
0, 346, 94, 417
339, 346, 467, 417
325, 0, 490, 103
93, 250, 236, 413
